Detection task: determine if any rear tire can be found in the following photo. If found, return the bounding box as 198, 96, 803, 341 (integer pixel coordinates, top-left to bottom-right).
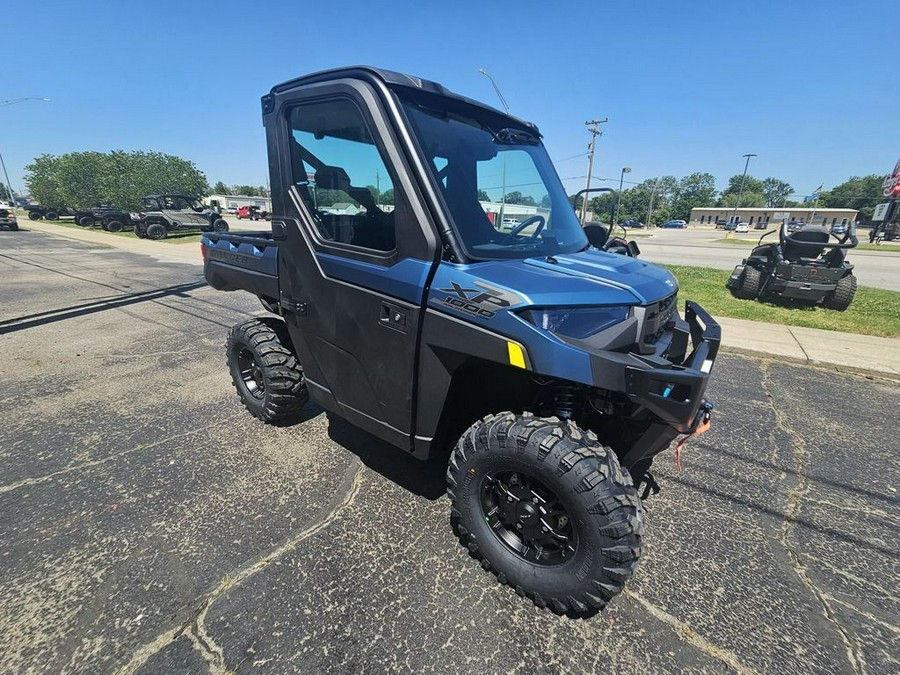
736, 265, 762, 299
447, 413, 642, 616
28, 211, 42, 221
133, 225, 147, 238
104, 220, 124, 233
213, 218, 229, 232
823, 274, 857, 311
226, 318, 309, 423
45, 211, 59, 220
77, 216, 95, 226
145, 223, 167, 240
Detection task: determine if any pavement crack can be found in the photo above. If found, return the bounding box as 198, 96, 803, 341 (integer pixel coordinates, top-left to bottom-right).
0, 422, 227, 495
115, 460, 365, 675
623, 590, 755, 674
786, 328, 810, 362
761, 361, 867, 675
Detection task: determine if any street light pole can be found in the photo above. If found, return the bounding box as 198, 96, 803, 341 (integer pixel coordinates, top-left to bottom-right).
614, 167, 631, 226
732, 153, 757, 222
1, 96, 51, 202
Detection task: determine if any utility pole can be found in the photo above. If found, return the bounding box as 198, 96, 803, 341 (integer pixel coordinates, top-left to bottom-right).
732, 153, 757, 222
646, 177, 660, 226
579, 118, 607, 224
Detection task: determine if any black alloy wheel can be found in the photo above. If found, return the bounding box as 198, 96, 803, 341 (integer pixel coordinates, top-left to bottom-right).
480, 469, 576, 566
236, 347, 266, 400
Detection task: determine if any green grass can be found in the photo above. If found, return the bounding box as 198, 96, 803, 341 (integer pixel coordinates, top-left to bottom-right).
668, 264, 900, 338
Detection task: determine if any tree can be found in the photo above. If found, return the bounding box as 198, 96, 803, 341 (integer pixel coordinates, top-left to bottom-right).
672, 172, 717, 220
720, 192, 765, 208
821, 175, 884, 221
380, 188, 395, 205
722, 174, 765, 198
24, 151, 209, 210
761, 178, 794, 207
212, 181, 229, 194
477, 189, 490, 202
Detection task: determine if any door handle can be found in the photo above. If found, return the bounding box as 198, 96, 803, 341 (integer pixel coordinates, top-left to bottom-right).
380, 302, 408, 333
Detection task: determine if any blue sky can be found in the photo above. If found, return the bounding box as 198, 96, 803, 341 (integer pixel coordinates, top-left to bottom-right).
3, 0, 897, 200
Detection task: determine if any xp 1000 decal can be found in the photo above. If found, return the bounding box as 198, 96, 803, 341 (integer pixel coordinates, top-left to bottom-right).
437, 281, 519, 319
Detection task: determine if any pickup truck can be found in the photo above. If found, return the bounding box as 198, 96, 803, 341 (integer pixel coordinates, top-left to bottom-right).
201, 66, 720, 616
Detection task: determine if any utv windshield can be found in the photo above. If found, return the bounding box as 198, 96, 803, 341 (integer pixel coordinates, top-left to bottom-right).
398, 91, 587, 260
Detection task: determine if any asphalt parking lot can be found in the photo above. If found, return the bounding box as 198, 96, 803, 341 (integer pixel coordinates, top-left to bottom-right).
1, 230, 898, 675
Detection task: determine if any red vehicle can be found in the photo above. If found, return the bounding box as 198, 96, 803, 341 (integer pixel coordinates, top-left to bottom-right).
236, 205, 270, 221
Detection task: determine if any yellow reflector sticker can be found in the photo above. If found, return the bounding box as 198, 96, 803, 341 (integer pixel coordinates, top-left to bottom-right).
507, 342, 526, 369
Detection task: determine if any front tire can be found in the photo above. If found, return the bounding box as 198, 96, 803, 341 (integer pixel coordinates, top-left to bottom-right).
226, 318, 309, 423
145, 223, 167, 240
736, 265, 762, 299
77, 216, 95, 226
213, 218, 229, 232
104, 220, 124, 233
447, 413, 642, 616
45, 211, 59, 220
822, 274, 857, 311
28, 211, 42, 221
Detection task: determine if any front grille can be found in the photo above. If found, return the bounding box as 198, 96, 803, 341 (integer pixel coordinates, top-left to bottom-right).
640, 292, 678, 352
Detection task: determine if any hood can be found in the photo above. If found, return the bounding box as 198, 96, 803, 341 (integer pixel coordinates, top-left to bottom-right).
461, 249, 678, 308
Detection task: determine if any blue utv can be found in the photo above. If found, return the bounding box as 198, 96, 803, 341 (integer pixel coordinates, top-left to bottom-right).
201, 66, 720, 616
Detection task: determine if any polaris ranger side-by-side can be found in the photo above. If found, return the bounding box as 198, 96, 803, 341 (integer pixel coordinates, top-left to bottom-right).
201, 67, 720, 615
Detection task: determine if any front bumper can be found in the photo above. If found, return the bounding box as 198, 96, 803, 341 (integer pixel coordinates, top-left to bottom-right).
622, 301, 719, 431
592, 301, 720, 468
585, 301, 719, 432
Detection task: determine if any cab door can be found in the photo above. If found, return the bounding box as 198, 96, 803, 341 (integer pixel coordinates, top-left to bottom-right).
268, 81, 438, 448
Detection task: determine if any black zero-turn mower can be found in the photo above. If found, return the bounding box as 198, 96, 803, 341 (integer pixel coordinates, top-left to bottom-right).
727, 222, 859, 311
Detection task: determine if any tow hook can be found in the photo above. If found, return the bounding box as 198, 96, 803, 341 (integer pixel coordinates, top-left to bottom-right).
674, 400, 714, 469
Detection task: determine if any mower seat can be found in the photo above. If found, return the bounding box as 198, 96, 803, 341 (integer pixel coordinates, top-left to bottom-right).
583, 222, 609, 248
782, 227, 829, 262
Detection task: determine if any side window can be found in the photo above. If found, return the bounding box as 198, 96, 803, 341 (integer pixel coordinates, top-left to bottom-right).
288, 98, 396, 252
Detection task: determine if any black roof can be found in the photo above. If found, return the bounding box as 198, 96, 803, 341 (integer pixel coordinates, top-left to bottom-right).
266, 65, 539, 135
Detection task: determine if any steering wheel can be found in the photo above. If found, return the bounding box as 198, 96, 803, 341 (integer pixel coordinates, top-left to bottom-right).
507, 214, 546, 240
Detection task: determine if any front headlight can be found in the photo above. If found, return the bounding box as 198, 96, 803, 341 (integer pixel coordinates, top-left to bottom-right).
519, 306, 631, 339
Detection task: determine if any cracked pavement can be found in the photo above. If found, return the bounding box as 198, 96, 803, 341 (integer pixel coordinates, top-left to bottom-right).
1, 230, 898, 674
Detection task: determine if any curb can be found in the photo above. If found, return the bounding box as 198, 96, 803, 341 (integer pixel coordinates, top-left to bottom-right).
720, 345, 900, 383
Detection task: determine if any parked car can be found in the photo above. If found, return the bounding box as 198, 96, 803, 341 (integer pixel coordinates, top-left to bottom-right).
620, 219, 645, 229
499, 217, 520, 230
660, 219, 687, 229
0, 204, 18, 231
831, 223, 847, 235
735, 222, 749, 233
236, 205, 270, 221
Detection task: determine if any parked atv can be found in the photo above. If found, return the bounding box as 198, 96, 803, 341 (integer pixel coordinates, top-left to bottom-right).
201, 66, 721, 617
727, 222, 859, 310
132, 194, 229, 240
